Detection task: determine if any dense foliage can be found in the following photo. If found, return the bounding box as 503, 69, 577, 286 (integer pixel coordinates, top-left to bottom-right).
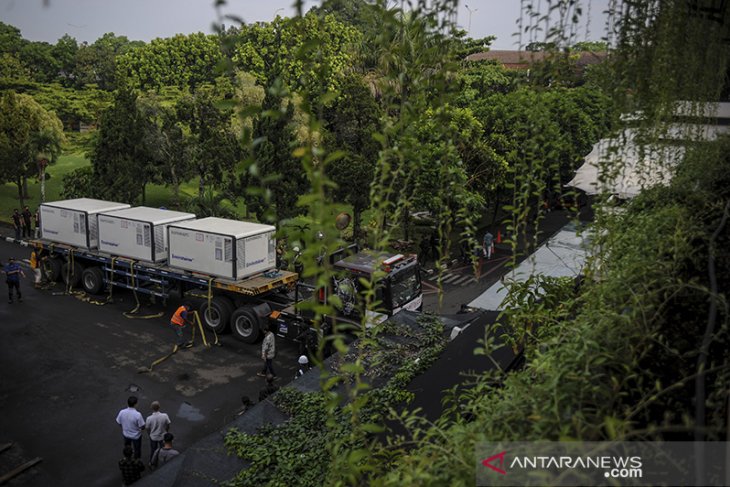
3, 1, 726, 485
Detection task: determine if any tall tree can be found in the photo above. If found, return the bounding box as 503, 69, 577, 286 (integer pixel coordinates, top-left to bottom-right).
323, 75, 382, 234
175, 89, 240, 197
52, 34, 79, 86
248, 83, 306, 223
91, 87, 152, 203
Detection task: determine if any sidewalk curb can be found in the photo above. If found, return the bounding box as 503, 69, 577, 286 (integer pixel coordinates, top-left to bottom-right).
3, 237, 29, 247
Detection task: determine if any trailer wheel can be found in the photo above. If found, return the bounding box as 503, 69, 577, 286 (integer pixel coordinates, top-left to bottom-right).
43, 257, 63, 282
81, 267, 105, 295
61, 261, 84, 288
231, 307, 261, 343
199, 296, 233, 333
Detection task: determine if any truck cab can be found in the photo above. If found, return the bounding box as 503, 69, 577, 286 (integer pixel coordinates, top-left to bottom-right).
329, 251, 423, 323
269, 249, 423, 351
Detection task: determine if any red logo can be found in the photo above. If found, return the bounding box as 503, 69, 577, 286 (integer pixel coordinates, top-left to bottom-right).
482, 451, 507, 475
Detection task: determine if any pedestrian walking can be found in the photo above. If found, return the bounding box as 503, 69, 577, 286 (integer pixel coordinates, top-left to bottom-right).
169, 304, 193, 349
145, 401, 170, 466
11, 209, 22, 240
29, 247, 42, 288
116, 396, 145, 460
21, 206, 32, 239
294, 355, 310, 380
429, 231, 439, 263
257, 325, 276, 378
4, 257, 25, 304
33, 208, 40, 238
482, 231, 494, 260
151, 433, 180, 467
119, 446, 145, 486
418, 237, 430, 264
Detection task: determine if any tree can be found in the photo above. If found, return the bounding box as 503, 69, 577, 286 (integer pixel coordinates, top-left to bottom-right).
91, 87, 153, 203
116, 33, 222, 91
232, 13, 360, 102
0, 91, 64, 207
138, 98, 195, 206
323, 75, 381, 234
19, 41, 58, 82
248, 83, 307, 223
52, 34, 79, 86
74, 33, 142, 90
175, 88, 240, 197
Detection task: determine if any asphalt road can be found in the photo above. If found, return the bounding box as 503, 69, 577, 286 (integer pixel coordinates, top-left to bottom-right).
0, 238, 300, 487
0, 208, 573, 485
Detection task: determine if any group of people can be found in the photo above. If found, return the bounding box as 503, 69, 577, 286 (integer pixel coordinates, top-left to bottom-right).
116, 396, 180, 486
11, 206, 39, 241
422, 229, 499, 267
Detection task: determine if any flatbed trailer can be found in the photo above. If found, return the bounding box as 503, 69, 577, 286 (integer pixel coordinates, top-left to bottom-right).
33, 239, 304, 343
33, 239, 424, 351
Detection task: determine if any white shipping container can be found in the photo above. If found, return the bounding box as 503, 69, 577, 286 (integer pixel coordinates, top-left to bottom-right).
167, 217, 276, 280
40, 198, 131, 249
98, 207, 196, 262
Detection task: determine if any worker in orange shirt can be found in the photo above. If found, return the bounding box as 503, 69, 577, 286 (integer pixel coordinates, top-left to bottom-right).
169, 304, 193, 349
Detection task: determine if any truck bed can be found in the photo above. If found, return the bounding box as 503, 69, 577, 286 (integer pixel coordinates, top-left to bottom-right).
34, 239, 298, 297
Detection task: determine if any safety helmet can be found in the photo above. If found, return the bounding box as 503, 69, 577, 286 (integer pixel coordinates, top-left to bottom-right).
298, 355, 309, 365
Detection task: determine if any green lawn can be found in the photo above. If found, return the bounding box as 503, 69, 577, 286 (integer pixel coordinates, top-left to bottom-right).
0, 152, 90, 224
0, 152, 247, 224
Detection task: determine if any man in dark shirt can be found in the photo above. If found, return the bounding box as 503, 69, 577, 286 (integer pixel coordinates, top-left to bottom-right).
4, 257, 25, 304
21, 206, 32, 239
11, 209, 21, 240
119, 446, 145, 485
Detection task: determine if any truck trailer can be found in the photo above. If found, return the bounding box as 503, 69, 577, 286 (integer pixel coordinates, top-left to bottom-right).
34, 209, 422, 350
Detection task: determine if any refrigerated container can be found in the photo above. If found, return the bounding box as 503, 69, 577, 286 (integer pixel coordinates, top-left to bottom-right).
40, 198, 130, 249
167, 217, 276, 280
97, 207, 196, 262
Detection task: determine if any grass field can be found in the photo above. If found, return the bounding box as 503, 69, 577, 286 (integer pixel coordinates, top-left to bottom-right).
0, 151, 247, 225
0, 152, 90, 225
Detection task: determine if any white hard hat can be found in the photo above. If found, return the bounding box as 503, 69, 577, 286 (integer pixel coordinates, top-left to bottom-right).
298, 355, 309, 365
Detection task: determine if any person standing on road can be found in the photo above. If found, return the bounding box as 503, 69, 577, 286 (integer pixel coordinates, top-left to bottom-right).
429, 231, 439, 264
258, 325, 277, 379
21, 206, 32, 239
11, 209, 22, 240
169, 304, 193, 349
29, 247, 42, 288
151, 433, 180, 467
119, 446, 145, 486
33, 208, 40, 238
145, 401, 170, 466
4, 257, 25, 304
482, 231, 494, 260
116, 396, 145, 460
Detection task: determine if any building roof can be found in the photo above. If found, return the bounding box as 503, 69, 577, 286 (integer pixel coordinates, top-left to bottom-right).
465, 50, 608, 68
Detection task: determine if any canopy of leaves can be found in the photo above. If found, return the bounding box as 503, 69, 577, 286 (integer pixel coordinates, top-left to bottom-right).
117, 33, 223, 91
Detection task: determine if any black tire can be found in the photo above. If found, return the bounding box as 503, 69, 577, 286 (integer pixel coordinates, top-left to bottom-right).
230, 307, 261, 343
43, 257, 63, 282
199, 296, 234, 333
61, 261, 84, 288
81, 267, 105, 295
